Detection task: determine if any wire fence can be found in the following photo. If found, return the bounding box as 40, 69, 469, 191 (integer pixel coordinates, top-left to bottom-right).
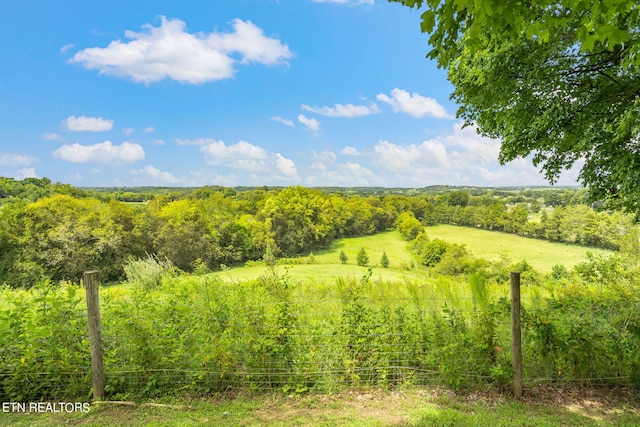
1, 272, 639, 401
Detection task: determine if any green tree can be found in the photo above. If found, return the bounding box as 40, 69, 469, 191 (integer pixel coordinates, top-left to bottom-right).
410, 233, 451, 267
380, 251, 389, 268
13, 195, 146, 285
216, 221, 255, 265
504, 204, 529, 234
389, 0, 640, 215
396, 211, 423, 240
356, 248, 369, 267
152, 199, 218, 271
258, 186, 336, 256
446, 190, 470, 208
339, 250, 348, 264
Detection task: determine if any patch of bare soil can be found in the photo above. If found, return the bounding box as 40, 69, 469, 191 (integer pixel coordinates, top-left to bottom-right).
252, 389, 415, 426
252, 385, 640, 425
525, 385, 640, 421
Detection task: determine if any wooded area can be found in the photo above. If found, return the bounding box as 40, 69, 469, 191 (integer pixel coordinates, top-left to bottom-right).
1, 176, 637, 288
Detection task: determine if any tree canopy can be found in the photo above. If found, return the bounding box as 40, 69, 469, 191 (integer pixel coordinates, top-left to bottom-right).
389, 0, 640, 215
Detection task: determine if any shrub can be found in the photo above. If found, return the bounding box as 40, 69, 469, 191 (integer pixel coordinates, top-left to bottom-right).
124, 254, 177, 290
415, 238, 450, 267
434, 245, 485, 276
339, 250, 348, 264
244, 259, 266, 267
550, 264, 570, 280
511, 259, 542, 286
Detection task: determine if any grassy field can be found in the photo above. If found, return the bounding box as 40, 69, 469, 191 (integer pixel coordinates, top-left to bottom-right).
4, 388, 639, 426
213, 231, 424, 283
424, 224, 612, 273
213, 227, 612, 283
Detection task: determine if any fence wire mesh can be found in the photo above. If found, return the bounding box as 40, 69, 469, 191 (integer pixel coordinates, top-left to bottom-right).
1, 274, 639, 400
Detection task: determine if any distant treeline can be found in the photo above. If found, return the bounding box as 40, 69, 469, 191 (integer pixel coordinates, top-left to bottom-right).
0, 177, 635, 288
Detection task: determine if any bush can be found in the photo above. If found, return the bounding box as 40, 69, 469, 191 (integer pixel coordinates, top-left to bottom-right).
434, 245, 488, 276
550, 264, 570, 280
412, 237, 451, 267
124, 254, 177, 290
339, 250, 348, 264
244, 259, 266, 267
511, 259, 542, 286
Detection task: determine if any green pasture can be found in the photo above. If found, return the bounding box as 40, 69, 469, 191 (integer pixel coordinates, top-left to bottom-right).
213, 230, 424, 283
423, 224, 613, 272
213, 227, 612, 283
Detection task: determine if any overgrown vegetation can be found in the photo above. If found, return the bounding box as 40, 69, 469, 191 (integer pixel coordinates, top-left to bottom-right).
1, 246, 639, 400
2, 178, 640, 405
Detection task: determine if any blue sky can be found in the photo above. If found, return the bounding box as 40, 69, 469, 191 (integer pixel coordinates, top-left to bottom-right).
0, 0, 579, 188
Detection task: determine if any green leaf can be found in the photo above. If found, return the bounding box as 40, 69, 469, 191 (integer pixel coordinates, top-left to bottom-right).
421, 10, 436, 33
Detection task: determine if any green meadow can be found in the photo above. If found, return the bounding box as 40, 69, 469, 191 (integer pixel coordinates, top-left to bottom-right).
213, 230, 422, 283
213, 226, 612, 283
423, 224, 612, 273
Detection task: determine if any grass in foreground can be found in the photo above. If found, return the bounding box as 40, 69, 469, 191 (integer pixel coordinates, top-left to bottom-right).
424, 224, 613, 273
3, 387, 639, 427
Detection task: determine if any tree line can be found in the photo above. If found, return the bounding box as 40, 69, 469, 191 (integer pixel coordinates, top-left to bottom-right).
0, 178, 636, 288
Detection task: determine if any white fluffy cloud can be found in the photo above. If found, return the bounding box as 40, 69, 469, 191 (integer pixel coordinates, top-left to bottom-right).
373, 139, 450, 173
0, 153, 37, 167
271, 116, 294, 127
143, 126, 155, 133
70, 17, 292, 84
301, 102, 379, 117
298, 114, 320, 133
274, 153, 298, 177
308, 149, 337, 172
305, 163, 376, 187
14, 168, 39, 179
122, 128, 135, 135
64, 115, 113, 132
200, 139, 298, 179
341, 146, 362, 156
130, 165, 180, 184
351, 122, 581, 186
305, 149, 376, 186
201, 140, 268, 162
52, 141, 144, 165
377, 88, 453, 119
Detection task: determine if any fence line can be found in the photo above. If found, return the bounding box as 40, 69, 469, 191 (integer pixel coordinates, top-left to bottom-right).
1, 271, 638, 401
